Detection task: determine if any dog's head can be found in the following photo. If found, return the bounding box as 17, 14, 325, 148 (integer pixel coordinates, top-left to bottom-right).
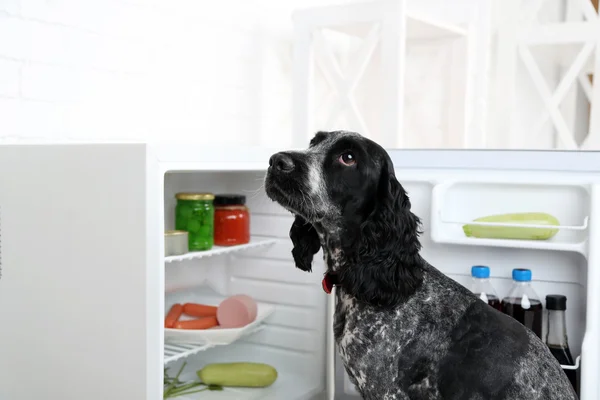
265, 131, 423, 307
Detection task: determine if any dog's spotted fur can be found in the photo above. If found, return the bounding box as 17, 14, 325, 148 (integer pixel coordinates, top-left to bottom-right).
265, 131, 577, 400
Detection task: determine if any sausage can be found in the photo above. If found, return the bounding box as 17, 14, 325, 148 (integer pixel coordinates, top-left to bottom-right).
174, 316, 219, 330
164, 303, 184, 328
183, 303, 218, 317
217, 295, 257, 328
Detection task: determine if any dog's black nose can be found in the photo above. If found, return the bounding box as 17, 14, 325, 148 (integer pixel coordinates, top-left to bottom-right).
269, 152, 295, 173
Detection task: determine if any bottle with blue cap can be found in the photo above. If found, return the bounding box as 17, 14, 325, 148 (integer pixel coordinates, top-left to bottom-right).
501, 268, 543, 339
470, 266, 502, 311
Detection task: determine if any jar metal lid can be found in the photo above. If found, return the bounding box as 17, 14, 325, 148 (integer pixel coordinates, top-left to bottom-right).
165, 230, 188, 236
176, 193, 215, 201
214, 194, 246, 206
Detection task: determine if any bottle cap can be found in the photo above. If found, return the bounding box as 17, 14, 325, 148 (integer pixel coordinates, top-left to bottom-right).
546, 294, 567, 310
512, 268, 532, 282
471, 265, 490, 278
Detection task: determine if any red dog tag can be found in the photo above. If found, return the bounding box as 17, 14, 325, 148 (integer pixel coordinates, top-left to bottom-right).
322, 273, 336, 294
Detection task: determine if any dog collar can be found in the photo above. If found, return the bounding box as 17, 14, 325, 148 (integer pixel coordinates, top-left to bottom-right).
322, 272, 338, 294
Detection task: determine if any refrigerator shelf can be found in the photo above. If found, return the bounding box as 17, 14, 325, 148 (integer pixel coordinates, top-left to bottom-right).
164, 342, 214, 365
164, 302, 276, 365
165, 302, 275, 344
163, 325, 265, 365
165, 237, 277, 263
162, 369, 322, 400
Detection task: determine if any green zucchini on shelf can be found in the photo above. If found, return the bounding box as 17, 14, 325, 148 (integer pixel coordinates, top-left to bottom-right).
198, 362, 278, 388
164, 361, 278, 398
462, 212, 560, 240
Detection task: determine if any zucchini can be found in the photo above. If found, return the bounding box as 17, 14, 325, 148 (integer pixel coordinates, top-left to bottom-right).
462, 212, 560, 240
197, 362, 278, 388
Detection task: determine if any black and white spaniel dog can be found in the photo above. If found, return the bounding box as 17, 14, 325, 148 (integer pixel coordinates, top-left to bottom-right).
265, 130, 577, 400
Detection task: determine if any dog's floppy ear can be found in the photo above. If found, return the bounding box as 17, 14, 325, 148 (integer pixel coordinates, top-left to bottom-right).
340, 154, 423, 307
369, 156, 422, 257
309, 131, 329, 147
290, 215, 321, 272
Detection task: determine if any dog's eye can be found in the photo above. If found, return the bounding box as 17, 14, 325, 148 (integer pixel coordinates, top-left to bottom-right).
339, 152, 356, 166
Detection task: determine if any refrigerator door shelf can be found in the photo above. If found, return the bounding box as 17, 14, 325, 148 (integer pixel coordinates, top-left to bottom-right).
430, 181, 590, 255
437, 215, 589, 232
561, 355, 581, 371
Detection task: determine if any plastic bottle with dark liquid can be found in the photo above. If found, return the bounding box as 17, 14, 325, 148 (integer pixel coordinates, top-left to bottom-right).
501, 268, 543, 339
546, 294, 578, 395
470, 265, 502, 311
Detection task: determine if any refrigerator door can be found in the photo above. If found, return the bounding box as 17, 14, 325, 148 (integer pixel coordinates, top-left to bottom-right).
0, 144, 162, 400
580, 184, 600, 400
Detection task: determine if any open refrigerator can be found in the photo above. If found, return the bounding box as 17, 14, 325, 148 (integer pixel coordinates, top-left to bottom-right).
0, 143, 598, 400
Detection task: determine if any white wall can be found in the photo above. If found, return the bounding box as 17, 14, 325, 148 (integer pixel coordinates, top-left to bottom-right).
0, 0, 587, 149
0, 0, 263, 145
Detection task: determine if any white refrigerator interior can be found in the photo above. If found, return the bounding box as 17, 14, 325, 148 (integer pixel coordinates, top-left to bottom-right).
0, 144, 598, 400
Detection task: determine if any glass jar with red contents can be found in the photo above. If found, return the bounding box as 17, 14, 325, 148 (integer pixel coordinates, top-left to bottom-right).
213, 194, 250, 246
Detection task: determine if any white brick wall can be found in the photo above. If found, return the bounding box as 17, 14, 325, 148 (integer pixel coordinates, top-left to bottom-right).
0, 0, 263, 144
0, 58, 19, 96
0, 0, 577, 149
0, 0, 19, 15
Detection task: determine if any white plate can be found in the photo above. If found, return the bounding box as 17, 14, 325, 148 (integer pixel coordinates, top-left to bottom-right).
165, 302, 275, 345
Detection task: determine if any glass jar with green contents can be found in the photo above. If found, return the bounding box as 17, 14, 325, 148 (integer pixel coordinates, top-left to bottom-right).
175, 193, 215, 251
